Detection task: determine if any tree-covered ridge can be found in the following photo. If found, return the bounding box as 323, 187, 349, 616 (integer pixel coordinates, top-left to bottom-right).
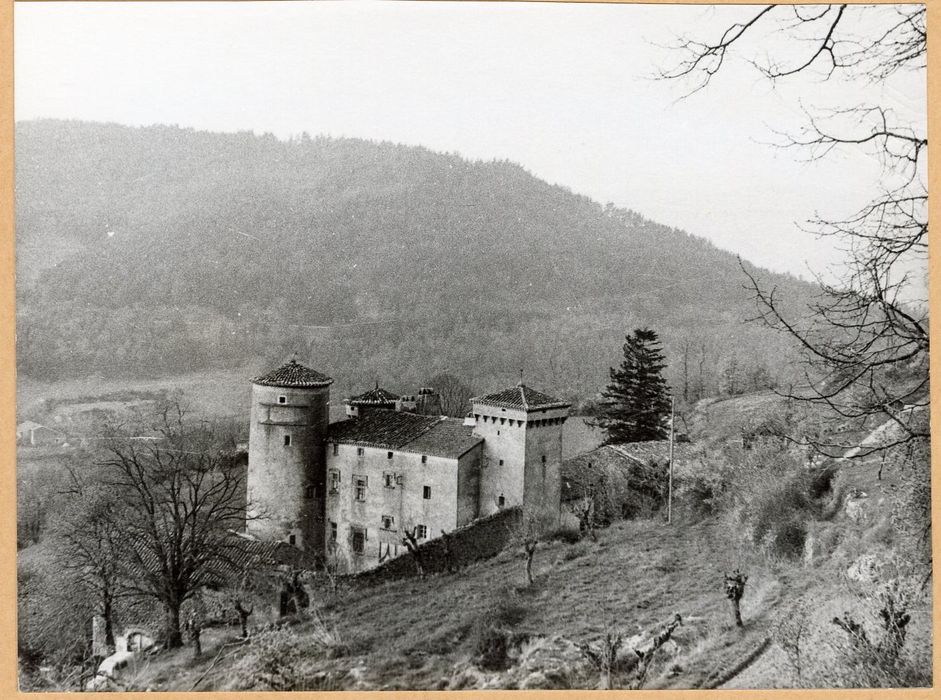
15, 120, 814, 398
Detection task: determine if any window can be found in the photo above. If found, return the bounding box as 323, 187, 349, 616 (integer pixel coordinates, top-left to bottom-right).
498, 494, 505, 508
499, 459, 504, 466
288, 534, 296, 545
421, 455, 427, 464
381, 514, 395, 530
284, 434, 292, 447
383, 472, 396, 489
416, 524, 428, 539
330, 521, 337, 542
333, 443, 339, 456
351, 527, 366, 554
355, 477, 367, 502
357, 447, 364, 456
497, 430, 501, 436
278, 395, 286, 404
329, 470, 340, 494
541, 455, 547, 463
423, 485, 432, 500
387, 451, 394, 459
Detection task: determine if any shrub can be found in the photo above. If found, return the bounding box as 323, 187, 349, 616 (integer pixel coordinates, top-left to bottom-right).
768, 519, 807, 559
473, 626, 512, 671
469, 588, 530, 671
563, 540, 592, 561
548, 525, 582, 545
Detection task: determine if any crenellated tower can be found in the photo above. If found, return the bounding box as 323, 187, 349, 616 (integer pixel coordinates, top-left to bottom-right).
470, 383, 570, 524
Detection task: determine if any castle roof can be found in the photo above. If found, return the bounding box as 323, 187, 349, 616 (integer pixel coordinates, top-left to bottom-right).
328, 411, 482, 459
251, 359, 333, 388
346, 383, 400, 406
471, 383, 570, 411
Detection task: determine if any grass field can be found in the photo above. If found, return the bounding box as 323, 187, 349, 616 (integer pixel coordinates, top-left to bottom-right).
116, 517, 822, 691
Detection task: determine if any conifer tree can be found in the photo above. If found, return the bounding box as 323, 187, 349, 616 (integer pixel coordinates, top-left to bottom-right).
594, 329, 671, 444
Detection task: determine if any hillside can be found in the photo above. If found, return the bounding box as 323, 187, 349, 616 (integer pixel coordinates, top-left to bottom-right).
15, 119, 815, 398
89, 506, 929, 692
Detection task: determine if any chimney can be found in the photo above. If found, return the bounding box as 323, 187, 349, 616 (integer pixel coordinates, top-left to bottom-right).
416, 387, 442, 416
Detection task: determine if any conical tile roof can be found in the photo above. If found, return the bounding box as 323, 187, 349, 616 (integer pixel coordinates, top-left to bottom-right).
251, 359, 333, 388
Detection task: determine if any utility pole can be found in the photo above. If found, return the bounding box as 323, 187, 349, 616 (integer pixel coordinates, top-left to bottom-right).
667, 396, 675, 525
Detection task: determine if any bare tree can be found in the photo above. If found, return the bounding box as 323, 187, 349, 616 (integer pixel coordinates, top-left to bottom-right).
425, 372, 475, 417
660, 5, 927, 456
97, 405, 251, 648
401, 525, 426, 579
320, 541, 346, 596
724, 570, 748, 627
515, 513, 541, 587
579, 632, 623, 690
632, 614, 683, 689
47, 468, 128, 657
572, 484, 598, 542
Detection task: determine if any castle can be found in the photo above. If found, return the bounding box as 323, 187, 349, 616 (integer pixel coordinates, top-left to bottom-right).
245, 359, 570, 572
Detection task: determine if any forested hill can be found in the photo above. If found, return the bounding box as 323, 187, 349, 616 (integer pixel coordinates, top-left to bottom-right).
15, 119, 814, 400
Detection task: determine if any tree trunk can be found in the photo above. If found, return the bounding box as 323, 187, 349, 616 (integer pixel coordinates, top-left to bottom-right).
525, 545, 536, 585
164, 602, 183, 649
238, 610, 250, 638
730, 598, 743, 627
102, 598, 116, 655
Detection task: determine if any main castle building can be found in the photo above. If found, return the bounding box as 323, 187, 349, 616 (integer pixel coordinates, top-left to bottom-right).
246, 359, 570, 572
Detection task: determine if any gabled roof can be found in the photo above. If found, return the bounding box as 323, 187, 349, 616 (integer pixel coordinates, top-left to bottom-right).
328, 411, 482, 459
252, 359, 333, 388
561, 444, 639, 502
125, 531, 309, 589
346, 384, 400, 405
329, 411, 441, 449
403, 418, 484, 459
607, 440, 697, 466
471, 383, 571, 411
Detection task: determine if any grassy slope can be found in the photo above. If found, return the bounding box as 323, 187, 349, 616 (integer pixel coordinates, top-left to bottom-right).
129, 518, 801, 692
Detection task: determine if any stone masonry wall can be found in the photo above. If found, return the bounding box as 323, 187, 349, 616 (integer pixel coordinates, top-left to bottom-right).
350, 505, 522, 586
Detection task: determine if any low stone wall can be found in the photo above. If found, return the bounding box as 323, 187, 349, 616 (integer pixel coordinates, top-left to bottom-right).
351, 506, 522, 586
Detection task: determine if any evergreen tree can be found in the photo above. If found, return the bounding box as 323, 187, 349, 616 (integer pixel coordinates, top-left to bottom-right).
593, 329, 672, 443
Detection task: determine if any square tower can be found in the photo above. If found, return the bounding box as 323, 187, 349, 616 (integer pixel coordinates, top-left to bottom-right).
470, 383, 570, 523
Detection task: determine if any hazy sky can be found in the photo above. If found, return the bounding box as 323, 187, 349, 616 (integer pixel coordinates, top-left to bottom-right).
14, 2, 926, 282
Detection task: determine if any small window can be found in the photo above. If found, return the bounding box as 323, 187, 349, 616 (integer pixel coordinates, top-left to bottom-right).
333, 443, 339, 456
421, 455, 428, 464
330, 521, 337, 542
541, 455, 547, 463
381, 514, 395, 530
357, 447, 364, 456
498, 494, 505, 508
383, 472, 396, 489
387, 451, 393, 459
351, 527, 366, 554
355, 477, 367, 502
288, 534, 296, 545
284, 434, 292, 447
416, 524, 428, 539
278, 395, 287, 404
423, 485, 432, 500
497, 430, 501, 436
329, 470, 341, 494
499, 459, 504, 466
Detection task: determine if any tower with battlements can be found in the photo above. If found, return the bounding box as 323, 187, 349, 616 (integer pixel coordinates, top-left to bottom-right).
469, 383, 570, 522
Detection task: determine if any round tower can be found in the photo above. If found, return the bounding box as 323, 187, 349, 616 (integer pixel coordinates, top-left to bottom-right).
246, 359, 332, 552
